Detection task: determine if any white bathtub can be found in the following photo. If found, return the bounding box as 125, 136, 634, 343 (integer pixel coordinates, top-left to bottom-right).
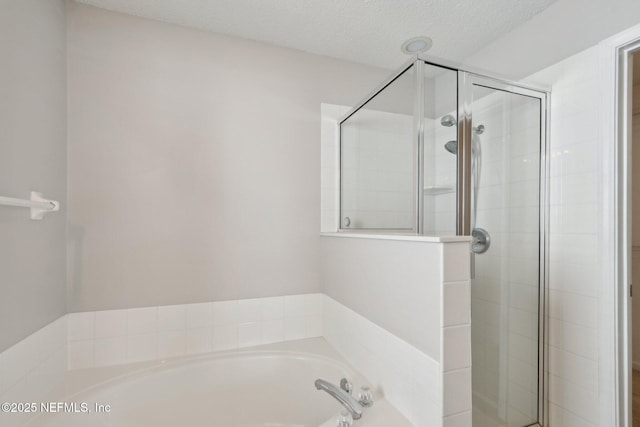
24, 339, 412, 427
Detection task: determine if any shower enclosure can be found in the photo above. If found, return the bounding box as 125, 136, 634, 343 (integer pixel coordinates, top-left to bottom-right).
338, 58, 548, 427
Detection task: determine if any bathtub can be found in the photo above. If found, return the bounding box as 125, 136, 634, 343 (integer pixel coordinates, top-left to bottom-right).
24, 338, 412, 427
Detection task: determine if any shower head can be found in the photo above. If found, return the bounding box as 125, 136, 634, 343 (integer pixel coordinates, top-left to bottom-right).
444, 140, 457, 154
440, 114, 456, 127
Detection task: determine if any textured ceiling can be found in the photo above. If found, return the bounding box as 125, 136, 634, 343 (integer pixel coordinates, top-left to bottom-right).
74, 0, 558, 70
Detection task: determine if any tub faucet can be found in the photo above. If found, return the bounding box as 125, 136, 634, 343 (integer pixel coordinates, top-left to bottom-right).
314, 378, 363, 420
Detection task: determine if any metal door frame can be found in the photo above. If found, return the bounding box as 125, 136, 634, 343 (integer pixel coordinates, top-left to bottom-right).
459, 72, 550, 427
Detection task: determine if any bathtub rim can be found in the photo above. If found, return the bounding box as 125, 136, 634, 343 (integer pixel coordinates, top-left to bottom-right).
24, 338, 369, 426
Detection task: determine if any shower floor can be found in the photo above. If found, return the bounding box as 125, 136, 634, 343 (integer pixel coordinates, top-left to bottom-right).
472, 396, 538, 427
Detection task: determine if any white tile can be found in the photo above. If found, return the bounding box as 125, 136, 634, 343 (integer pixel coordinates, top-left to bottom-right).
443, 281, 470, 327
549, 403, 597, 427
186, 328, 212, 355
158, 330, 186, 359
3, 378, 32, 410
549, 318, 597, 360
238, 322, 262, 348
443, 368, 472, 416
306, 294, 323, 315
68, 312, 95, 341
261, 297, 284, 320
68, 341, 94, 370
23, 329, 42, 370
508, 308, 537, 339
127, 307, 157, 335
212, 325, 238, 351
442, 326, 471, 371
126, 334, 157, 363
212, 301, 238, 325
186, 303, 212, 329
548, 290, 598, 329
261, 319, 284, 344
238, 299, 262, 323
306, 315, 323, 337
549, 374, 598, 421
443, 242, 471, 282
42, 348, 66, 391
549, 346, 597, 390
284, 316, 307, 340
0, 352, 6, 396
284, 295, 308, 318
95, 310, 127, 339
1, 341, 29, 389
158, 305, 186, 332
412, 349, 441, 408
444, 411, 472, 427
94, 337, 127, 367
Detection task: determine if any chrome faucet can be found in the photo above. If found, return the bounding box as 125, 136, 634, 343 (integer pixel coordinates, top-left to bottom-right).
314, 378, 364, 420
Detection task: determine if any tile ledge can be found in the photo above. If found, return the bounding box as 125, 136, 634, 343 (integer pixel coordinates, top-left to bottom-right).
320, 232, 472, 243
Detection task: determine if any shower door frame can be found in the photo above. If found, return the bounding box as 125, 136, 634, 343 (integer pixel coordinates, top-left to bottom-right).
336, 57, 551, 426
458, 72, 550, 427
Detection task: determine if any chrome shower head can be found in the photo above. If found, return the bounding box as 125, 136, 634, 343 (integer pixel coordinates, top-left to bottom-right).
444, 140, 457, 154
440, 114, 456, 127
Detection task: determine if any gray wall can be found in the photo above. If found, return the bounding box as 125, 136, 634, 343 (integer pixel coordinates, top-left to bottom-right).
0, 0, 67, 351
66, 3, 388, 312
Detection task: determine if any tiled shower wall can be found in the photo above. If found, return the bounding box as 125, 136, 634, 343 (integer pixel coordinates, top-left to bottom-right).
426, 114, 458, 236
340, 109, 416, 230
525, 46, 601, 426
321, 102, 456, 236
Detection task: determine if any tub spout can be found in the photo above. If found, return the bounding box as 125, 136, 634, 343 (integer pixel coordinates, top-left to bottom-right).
314, 379, 363, 420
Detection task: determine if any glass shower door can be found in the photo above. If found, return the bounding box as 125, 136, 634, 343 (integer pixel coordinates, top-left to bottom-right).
464, 77, 545, 427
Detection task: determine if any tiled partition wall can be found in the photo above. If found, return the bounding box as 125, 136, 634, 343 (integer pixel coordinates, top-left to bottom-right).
321, 235, 473, 427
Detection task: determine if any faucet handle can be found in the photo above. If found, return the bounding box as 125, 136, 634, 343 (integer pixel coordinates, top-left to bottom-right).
336, 410, 353, 427
358, 386, 373, 407
340, 378, 353, 394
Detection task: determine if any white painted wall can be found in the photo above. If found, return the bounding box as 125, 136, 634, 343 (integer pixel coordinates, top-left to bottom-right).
66, 3, 388, 312
0, 0, 67, 352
